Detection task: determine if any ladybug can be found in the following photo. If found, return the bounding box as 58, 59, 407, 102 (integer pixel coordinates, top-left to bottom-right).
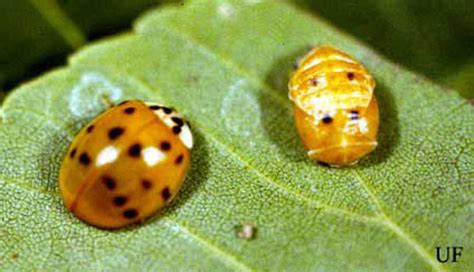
59, 100, 193, 229
288, 46, 379, 167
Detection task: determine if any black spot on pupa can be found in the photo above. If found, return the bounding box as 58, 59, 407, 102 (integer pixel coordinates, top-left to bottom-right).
162, 107, 173, 114
86, 125, 94, 133
160, 141, 171, 151
175, 154, 184, 165
349, 110, 359, 120
102, 176, 116, 190
128, 143, 142, 157
310, 78, 318, 86
124, 107, 135, 114
171, 117, 184, 127
161, 187, 171, 201
123, 209, 138, 219
108, 127, 124, 140
142, 179, 152, 190
172, 126, 181, 134
149, 105, 161, 110
113, 196, 127, 207
79, 153, 91, 165
69, 148, 77, 158
347, 72, 355, 80
322, 115, 333, 124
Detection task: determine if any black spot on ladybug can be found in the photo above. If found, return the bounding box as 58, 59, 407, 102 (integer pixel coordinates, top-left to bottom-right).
162, 107, 173, 114
70, 148, 77, 158
322, 115, 333, 124
171, 117, 184, 127
175, 154, 184, 165
128, 143, 142, 157
161, 187, 171, 201
108, 127, 124, 140
310, 78, 318, 86
86, 125, 94, 133
347, 72, 355, 80
160, 141, 171, 151
349, 110, 359, 120
79, 153, 91, 165
172, 126, 181, 134
124, 107, 135, 114
113, 196, 127, 207
118, 100, 130, 106
102, 176, 116, 190
149, 105, 161, 110
142, 179, 152, 190
318, 161, 331, 167
123, 209, 139, 219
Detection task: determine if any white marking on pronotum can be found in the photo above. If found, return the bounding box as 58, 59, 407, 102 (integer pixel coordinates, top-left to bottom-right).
69, 72, 122, 119
145, 102, 168, 120
145, 102, 194, 149
96, 146, 119, 167
179, 125, 193, 149
142, 146, 166, 167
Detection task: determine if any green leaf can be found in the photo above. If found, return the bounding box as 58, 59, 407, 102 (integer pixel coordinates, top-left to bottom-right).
1, 0, 472, 271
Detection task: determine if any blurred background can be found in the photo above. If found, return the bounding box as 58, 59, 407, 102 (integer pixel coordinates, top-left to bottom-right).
0, 0, 472, 99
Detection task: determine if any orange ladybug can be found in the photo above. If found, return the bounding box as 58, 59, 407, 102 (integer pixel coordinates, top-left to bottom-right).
59, 100, 193, 228
289, 46, 379, 166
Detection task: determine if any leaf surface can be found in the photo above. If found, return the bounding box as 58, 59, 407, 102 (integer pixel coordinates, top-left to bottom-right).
0, 0, 472, 271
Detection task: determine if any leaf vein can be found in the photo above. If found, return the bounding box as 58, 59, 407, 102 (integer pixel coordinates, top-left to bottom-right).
162, 218, 254, 272
353, 171, 444, 271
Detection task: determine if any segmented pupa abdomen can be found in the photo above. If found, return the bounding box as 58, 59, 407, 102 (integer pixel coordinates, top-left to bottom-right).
289, 46, 375, 117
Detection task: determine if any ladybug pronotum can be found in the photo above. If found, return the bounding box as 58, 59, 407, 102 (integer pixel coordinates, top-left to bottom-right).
289, 46, 379, 166
59, 100, 193, 229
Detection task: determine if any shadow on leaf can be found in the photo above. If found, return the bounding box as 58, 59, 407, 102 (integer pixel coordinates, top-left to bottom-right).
257, 46, 314, 163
